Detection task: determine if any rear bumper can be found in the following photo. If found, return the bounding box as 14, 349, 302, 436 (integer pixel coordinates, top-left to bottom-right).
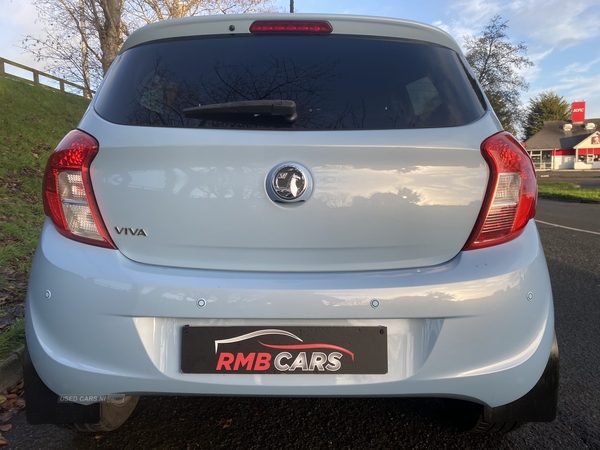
26, 219, 554, 407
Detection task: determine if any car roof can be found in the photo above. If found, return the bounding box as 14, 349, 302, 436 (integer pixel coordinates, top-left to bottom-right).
119, 13, 463, 55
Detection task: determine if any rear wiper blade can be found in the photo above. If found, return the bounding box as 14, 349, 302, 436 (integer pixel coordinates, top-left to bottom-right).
183, 100, 297, 122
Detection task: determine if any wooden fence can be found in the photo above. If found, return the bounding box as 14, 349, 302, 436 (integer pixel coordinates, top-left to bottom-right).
0, 57, 94, 98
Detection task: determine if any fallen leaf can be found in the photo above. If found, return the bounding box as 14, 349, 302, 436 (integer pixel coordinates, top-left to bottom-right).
94, 435, 104, 440
14, 399, 25, 408
0, 425, 11, 432
8, 383, 23, 395
218, 418, 233, 429
3, 400, 14, 409
0, 436, 8, 446
0, 413, 11, 423
0, 397, 6, 407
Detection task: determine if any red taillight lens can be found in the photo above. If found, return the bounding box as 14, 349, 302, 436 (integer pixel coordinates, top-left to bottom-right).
249, 21, 333, 34
463, 131, 537, 250
43, 130, 115, 249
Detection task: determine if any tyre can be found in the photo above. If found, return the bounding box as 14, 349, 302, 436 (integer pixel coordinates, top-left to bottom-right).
64, 396, 139, 432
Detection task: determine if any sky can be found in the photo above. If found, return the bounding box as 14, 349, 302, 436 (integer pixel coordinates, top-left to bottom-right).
2, 0, 600, 118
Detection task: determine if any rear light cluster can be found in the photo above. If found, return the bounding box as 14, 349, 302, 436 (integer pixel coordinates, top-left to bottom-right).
249, 21, 333, 34
43, 130, 115, 249
464, 131, 537, 250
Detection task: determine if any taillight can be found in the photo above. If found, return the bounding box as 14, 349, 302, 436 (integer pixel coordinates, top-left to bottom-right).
463, 131, 537, 250
43, 130, 116, 249
249, 21, 333, 34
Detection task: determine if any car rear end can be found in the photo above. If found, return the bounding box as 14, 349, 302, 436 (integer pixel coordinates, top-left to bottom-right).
25, 14, 556, 431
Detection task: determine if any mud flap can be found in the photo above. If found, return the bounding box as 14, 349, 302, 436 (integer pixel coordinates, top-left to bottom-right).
24, 346, 100, 425
484, 334, 559, 423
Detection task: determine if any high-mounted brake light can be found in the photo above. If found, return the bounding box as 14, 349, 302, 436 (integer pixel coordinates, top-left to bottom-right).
43, 130, 116, 249
249, 21, 333, 34
463, 131, 537, 250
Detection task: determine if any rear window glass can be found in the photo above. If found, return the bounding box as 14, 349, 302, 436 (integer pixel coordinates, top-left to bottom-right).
95, 35, 486, 130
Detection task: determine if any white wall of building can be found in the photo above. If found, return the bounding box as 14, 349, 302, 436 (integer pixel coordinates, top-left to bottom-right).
553, 156, 575, 170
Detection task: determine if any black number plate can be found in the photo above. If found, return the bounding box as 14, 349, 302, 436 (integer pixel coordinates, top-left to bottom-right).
181, 326, 387, 374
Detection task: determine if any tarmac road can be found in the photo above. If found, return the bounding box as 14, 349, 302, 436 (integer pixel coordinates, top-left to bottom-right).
537, 170, 600, 189
6, 198, 600, 450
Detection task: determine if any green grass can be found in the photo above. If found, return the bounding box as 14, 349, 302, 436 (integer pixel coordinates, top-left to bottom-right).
0, 318, 25, 361
0, 76, 90, 356
538, 181, 600, 202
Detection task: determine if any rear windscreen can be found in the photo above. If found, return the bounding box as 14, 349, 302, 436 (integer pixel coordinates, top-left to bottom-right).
94, 35, 486, 130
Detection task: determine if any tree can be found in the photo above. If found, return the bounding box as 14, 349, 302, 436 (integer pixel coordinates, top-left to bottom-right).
23, 0, 126, 97
125, 0, 276, 26
93, 0, 127, 74
23, 0, 276, 95
524, 91, 570, 140
464, 15, 533, 137
486, 92, 521, 137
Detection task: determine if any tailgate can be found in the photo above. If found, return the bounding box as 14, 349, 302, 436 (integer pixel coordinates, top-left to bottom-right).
85, 118, 495, 272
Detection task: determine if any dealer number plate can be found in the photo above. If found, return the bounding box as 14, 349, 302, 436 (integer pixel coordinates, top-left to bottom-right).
181, 326, 387, 374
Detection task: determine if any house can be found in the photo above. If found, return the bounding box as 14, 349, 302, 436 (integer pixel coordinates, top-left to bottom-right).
524, 101, 600, 170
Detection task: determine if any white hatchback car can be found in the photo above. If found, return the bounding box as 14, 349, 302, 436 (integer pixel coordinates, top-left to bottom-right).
25, 14, 558, 433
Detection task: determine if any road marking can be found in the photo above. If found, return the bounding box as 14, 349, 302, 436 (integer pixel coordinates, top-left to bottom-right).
536, 220, 600, 236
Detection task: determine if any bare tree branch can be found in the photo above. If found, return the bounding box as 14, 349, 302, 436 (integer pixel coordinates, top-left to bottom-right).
23, 0, 278, 93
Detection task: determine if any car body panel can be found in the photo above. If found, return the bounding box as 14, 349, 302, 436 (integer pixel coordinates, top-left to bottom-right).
80, 112, 499, 272
27, 220, 553, 407
119, 14, 464, 55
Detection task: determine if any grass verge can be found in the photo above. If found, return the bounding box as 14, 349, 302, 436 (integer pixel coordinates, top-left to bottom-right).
0, 76, 89, 357
538, 182, 600, 202
0, 318, 24, 361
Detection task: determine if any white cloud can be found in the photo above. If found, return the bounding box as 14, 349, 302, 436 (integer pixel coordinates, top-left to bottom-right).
8, 1, 40, 28
507, 0, 600, 49
447, 0, 501, 27
436, 0, 600, 54
529, 48, 554, 64
517, 48, 553, 83
434, 1, 500, 46
519, 65, 542, 84
0, 0, 45, 69
562, 76, 600, 118
558, 56, 600, 76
